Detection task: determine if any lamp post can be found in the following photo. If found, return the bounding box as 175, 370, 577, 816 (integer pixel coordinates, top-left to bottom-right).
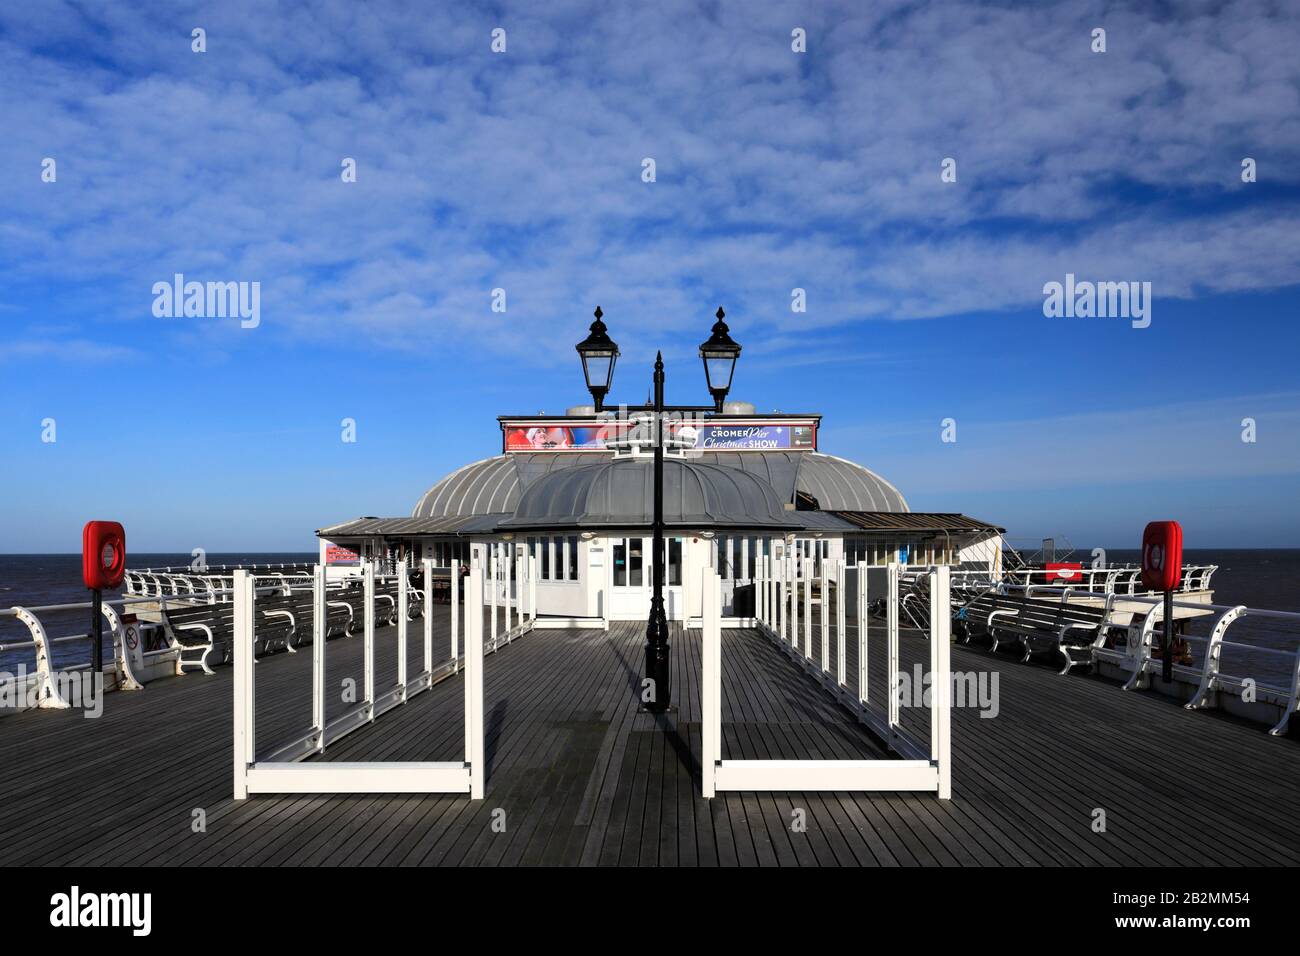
645, 351, 670, 711
576, 306, 742, 714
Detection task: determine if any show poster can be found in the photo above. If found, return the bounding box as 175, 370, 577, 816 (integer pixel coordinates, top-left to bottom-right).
502, 421, 815, 452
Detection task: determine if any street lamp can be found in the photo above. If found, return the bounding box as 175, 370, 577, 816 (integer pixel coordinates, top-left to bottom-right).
574, 306, 742, 714
575, 306, 619, 412
699, 307, 742, 412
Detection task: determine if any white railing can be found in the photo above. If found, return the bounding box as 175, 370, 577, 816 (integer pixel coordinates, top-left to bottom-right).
1004, 564, 1217, 595
704, 558, 951, 798
1001, 582, 1300, 735
235, 555, 534, 799
124, 568, 315, 599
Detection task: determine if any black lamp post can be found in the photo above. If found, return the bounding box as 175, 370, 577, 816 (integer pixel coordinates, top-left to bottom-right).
575, 306, 619, 412
699, 307, 742, 412
645, 351, 670, 711
576, 306, 741, 714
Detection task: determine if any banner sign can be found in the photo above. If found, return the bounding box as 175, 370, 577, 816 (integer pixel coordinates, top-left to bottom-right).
503, 421, 816, 453
325, 545, 360, 566
1045, 562, 1082, 583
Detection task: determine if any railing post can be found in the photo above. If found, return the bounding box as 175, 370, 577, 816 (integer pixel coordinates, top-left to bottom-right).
887, 562, 900, 738
701, 566, 720, 799
1186, 605, 1244, 711
858, 561, 869, 703
10, 607, 71, 709
422, 557, 434, 676
397, 566, 408, 698
803, 556, 813, 659
232, 569, 254, 799
504, 543, 513, 638
836, 559, 847, 685
489, 550, 498, 652
930, 566, 951, 799
529, 554, 538, 623
820, 557, 830, 671
450, 558, 460, 673
777, 552, 786, 644
466, 559, 485, 799
363, 561, 375, 720
312, 565, 326, 752
515, 546, 525, 629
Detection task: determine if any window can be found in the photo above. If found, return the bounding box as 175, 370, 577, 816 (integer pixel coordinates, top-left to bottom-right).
567, 536, 579, 581
542, 538, 551, 580
613, 541, 627, 587
628, 538, 643, 587
669, 537, 682, 586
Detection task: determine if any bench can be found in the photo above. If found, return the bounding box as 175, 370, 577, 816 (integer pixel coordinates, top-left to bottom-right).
161, 594, 299, 674
955, 590, 1118, 674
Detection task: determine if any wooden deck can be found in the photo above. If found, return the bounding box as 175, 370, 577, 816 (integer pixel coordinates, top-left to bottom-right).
1, 613, 1297, 866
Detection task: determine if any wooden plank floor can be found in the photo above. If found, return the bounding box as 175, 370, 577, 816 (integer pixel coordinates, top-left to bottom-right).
1, 611, 1297, 866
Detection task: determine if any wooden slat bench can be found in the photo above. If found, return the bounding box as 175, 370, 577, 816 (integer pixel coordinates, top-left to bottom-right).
955, 590, 1117, 674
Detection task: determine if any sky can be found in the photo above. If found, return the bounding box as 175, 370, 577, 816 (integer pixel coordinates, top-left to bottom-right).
1, 0, 1299, 553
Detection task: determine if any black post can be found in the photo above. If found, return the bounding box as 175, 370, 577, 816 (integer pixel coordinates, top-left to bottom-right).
91, 587, 103, 694
643, 351, 671, 713
1162, 589, 1173, 683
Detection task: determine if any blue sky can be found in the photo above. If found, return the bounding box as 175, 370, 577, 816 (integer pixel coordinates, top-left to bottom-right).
2, 0, 1299, 553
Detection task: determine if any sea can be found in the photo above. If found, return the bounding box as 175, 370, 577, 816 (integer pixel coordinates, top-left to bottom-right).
1, 549, 1297, 682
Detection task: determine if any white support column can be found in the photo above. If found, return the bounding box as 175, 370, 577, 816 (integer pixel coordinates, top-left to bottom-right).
422, 558, 433, 676
887, 562, 900, 736
232, 569, 255, 799
529, 554, 538, 622
364, 561, 375, 721
397, 567, 408, 697
858, 563, 869, 703
312, 565, 326, 752
836, 559, 847, 685
450, 558, 460, 673
820, 557, 830, 672
803, 556, 813, 660
701, 566, 721, 799
930, 565, 952, 799
466, 560, 485, 799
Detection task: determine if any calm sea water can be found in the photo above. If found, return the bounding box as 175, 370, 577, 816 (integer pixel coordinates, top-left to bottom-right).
2, 549, 1298, 679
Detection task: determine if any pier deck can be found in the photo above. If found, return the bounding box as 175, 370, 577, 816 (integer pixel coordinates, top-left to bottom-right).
1, 618, 1297, 866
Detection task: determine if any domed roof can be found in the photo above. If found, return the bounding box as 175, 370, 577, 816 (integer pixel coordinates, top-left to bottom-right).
498, 457, 798, 530
796, 453, 908, 512
411, 450, 908, 521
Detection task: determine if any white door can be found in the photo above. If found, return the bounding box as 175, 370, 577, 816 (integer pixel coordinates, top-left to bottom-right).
608, 535, 685, 620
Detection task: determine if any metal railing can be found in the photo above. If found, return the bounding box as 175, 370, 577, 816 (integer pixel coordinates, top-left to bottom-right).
1003, 564, 1217, 595
999, 582, 1300, 735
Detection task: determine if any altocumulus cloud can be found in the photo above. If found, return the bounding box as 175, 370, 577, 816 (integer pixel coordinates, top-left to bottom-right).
1, 0, 1298, 360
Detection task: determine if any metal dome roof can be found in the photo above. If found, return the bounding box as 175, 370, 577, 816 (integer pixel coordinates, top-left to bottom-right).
795, 453, 909, 512
411, 450, 908, 520
498, 458, 798, 530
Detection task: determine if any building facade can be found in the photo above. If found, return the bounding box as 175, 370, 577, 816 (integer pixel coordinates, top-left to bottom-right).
317, 407, 1004, 621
